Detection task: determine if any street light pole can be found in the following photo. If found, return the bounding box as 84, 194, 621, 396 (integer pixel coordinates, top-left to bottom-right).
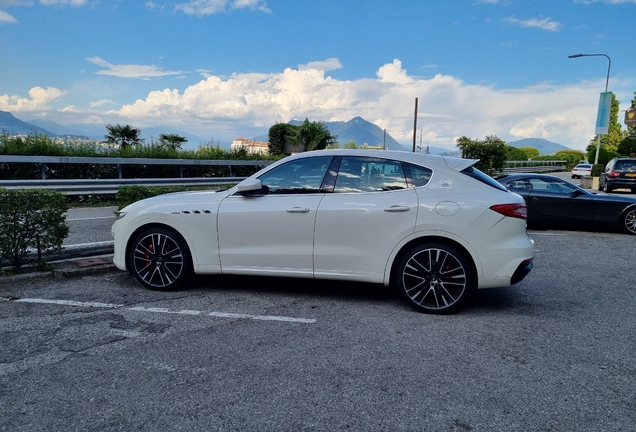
568, 53, 612, 165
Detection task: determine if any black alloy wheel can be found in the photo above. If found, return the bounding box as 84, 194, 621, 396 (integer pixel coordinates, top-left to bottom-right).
396, 243, 474, 314
130, 227, 192, 290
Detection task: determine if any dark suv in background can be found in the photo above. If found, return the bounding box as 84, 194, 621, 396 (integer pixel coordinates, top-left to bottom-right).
599, 158, 636, 193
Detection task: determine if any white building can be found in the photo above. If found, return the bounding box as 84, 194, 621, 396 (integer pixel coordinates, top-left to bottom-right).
230, 137, 269, 155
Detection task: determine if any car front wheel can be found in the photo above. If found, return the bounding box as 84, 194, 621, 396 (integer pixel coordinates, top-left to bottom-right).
129, 227, 192, 291
622, 208, 636, 235
395, 243, 473, 314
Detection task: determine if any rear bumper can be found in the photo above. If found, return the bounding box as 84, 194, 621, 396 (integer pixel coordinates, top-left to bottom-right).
511, 258, 533, 285
607, 179, 636, 189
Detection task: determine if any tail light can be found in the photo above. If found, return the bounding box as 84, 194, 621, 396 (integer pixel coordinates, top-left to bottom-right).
490, 203, 528, 220
609, 171, 621, 178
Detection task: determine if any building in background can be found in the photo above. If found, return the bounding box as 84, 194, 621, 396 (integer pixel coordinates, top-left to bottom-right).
230, 137, 269, 155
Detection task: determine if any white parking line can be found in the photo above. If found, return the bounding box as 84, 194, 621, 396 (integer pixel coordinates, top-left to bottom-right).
15, 298, 316, 324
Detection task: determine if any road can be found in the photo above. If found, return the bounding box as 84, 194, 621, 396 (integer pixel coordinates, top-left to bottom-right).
1, 230, 635, 431
64, 206, 118, 247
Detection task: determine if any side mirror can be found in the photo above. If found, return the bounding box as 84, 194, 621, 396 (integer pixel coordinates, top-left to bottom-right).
236, 178, 268, 196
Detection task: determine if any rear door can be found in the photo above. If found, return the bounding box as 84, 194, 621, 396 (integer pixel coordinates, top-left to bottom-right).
313, 156, 419, 283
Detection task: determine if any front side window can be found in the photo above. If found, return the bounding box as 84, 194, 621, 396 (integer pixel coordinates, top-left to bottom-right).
528, 178, 577, 194
257, 156, 331, 194
334, 157, 408, 193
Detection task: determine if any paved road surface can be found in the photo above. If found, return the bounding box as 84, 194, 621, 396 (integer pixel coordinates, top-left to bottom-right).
1, 229, 634, 431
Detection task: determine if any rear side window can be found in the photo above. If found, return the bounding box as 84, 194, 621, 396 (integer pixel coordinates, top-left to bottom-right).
403, 163, 433, 188
461, 166, 508, 191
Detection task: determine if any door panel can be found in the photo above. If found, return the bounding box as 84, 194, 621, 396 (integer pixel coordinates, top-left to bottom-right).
217, 194, 323, 275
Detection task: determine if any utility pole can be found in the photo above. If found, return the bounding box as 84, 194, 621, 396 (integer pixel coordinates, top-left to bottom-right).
412, 98, 418, 152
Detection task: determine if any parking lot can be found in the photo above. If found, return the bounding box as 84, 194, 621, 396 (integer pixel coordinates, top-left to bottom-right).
1, 228, 635, 431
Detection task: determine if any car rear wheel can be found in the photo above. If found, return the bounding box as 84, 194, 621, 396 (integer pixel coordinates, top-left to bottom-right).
395, 243, 473, 314
129, 227, 192, 291
622, 208, 636, 235
598, 182, 605, 192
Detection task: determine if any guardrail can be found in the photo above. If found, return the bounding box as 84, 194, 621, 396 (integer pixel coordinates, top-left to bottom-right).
0, 155, 274, 179
0, 177, 247, 195
503, 160, 567, 173
0, 155, 275, 195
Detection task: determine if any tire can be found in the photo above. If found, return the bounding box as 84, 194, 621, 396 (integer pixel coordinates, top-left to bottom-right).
129, 227, 192, 291
606, 186, 614, 193
395, 243, 474, 314
622, 208, 636, 235
598, 182, 605, 192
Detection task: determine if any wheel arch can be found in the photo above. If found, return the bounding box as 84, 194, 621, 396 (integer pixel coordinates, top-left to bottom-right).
619, 204, 636, 234
387, 235, 479, 288
124, 222, 194, 273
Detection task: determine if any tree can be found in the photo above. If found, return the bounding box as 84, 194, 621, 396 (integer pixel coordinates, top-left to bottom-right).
617, 135, 636, 157
268, 123, 297, 155
456, 135, 507, 176
519, 147, 540, 160
158, 133, 187, 150
455, 136, 474, 158
343, 141, 357, 149
104, 124, 144, 150
505, 145, 528, 161
288, 118, 338, 152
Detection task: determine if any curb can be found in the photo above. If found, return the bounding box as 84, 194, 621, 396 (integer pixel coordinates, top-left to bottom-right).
0, 254, 116, 286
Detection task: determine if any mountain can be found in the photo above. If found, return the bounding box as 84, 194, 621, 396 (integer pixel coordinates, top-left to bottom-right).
255, 116, 407, 151
323, 117, 405, 151
0, 110, 57, 136
23, 118, 205, 147
507, 138, 572, 155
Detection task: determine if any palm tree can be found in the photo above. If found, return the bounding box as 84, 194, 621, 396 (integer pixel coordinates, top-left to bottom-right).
288, 118, 338, 151
158, 133, 188, 150
104, 124, 144, 150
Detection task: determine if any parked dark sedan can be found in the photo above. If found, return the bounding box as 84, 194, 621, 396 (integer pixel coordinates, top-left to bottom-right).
496, 173, 636, 235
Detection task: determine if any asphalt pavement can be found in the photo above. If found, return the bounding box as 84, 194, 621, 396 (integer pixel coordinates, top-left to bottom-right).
1, 229, 634, 431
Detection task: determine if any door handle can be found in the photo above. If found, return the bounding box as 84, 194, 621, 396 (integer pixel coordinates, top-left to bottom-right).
383, 205, 410, 213
286, 207, 310, 213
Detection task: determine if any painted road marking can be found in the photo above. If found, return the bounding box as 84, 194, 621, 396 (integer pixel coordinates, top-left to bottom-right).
14, 298, 316, 324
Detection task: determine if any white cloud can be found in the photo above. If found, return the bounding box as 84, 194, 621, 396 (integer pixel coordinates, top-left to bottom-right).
89, 99, 115, 108
0, 10, 18, 22
0, 86, 66, 111
40, 0, 88, 5
4, 60, 632, 151
299, 58, 342, 72
504, 15, 563, 31
86, 57, 184, 79
175, 0, 269, 16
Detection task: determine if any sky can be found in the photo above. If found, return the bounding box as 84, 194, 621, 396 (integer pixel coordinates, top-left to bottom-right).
1, 0, 635, 151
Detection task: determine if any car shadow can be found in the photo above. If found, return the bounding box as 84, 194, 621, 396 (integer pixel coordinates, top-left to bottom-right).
190, 273, 401, 305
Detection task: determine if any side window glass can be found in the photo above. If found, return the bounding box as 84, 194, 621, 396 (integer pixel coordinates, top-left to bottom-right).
529, 178, 574, 194
334, 157, 407, 193
404, 163, 432, 188
257, 156, 331, 194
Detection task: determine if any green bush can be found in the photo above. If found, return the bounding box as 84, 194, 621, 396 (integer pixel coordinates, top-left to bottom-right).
592, 164, 604, 177
0, 189, 69, 271
0, 132, 280, 181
